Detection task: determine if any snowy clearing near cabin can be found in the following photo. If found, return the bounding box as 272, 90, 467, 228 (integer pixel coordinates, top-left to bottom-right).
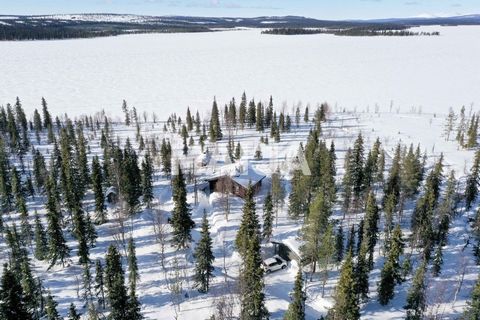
0, 26, 479, 117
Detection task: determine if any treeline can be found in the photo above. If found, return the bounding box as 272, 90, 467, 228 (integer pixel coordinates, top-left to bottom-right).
0, 22, 212, 41
262, 27, 440, 36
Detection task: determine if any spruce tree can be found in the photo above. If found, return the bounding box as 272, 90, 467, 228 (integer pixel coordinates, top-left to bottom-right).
171, 165, 195, 248
45, 175, 70, 268
363, 192, 379, 269
94, 260, 106, 309
466, 149, 480, 209
193, 211, 215, 293
141, 151, 154, 208
45, 292, 61, 320
335, 226, 344, 263
82, 263, 93, 304
91, 156, 106, 224
404, 262, 427, 320
332, 252, 360, 320
235, 184, 261, 258
318, 223, 336, 296
0, 264, 33, 320
121, 139, 142, 215
19, 258, 39, 316
300, 191, 331, 277
284, 269, 306, 320
67, 303, 81, 320
73, 208, 90, 265
126, 238, 142, 320
105, 245, 129, 319
209, 98, 222, 142
239, 92, 247, 129
262, 192, 274, 241
378, 225, 404, 305
464, 274, 480, 319
127, 237, 139, 291
239, 236, 269, 319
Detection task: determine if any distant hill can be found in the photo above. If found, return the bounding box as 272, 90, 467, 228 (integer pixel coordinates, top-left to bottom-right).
1, 13, 479, 40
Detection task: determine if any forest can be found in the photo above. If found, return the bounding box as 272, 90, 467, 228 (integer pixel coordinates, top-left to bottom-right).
0, 94, 479, 319
262, 27, 441, 36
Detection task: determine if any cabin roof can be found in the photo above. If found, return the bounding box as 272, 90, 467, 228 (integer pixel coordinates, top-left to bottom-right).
204, 163, 266, 188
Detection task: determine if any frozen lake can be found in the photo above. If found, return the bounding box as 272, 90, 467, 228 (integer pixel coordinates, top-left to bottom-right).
0, 26, 479, 117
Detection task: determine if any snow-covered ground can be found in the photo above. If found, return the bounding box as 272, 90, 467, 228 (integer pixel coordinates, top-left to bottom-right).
0, 26, 479, 117
1, 104, 478, 319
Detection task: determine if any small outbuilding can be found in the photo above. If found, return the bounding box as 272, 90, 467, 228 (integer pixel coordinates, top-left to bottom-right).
105, 186, 118, 204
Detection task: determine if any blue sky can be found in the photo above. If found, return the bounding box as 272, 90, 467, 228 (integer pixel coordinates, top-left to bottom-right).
1, 0, 479, 19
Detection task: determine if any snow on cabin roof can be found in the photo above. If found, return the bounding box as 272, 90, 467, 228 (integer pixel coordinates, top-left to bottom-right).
205, 163, 266, 188
232, 166, 265, 188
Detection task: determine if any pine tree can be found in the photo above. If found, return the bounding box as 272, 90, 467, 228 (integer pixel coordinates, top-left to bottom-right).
33, 211, 48, 261
209, 98, 222, 142
377, 225, 404, 305
332, 252, 360, 320
431, 245, 443, 277
318, 223, 336, 297
20, 258, 40, 317
82, 263, 93, 304
126, 238, 142, 320
239, 92, 247, 129
127, 286, 142, 320
404, 262, 427, 320
444, 107, 457, 141
45, 292, 61, 320
141, 152, 154, 208
262, 192, 274, 241
127, 237, 139, 291
355, 242, 370, 302
67, 303, 81, 320
239, 236, 269, 319
466, 114, 479, 148
236, 184, 261, 257
91, 156, 106, 224
335, 226, 344, 263
300, 191, 331, 277
122, 100, 130, 126
0, 264, 33, 320
186, 107, 193, 131
284, 269, 306, 320
45, 174, 70, 268
171, 165, 195, 248
235, 142, 242, 160
464, 274, 480, 319
193, 211, 215, 293
247, 99, 256, 128
120, 139, 142, 215
105, 245, 129, 319
349, 134, 365, 208
94, 260, 106, 309
0, 137, 12, 217
363, 192, 380, 270
466, 149, 480, 209
33, 109, 42, 143
73, 208, 90, 265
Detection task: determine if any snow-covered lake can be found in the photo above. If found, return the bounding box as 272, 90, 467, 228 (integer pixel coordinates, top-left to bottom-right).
0, 26, 479, 117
